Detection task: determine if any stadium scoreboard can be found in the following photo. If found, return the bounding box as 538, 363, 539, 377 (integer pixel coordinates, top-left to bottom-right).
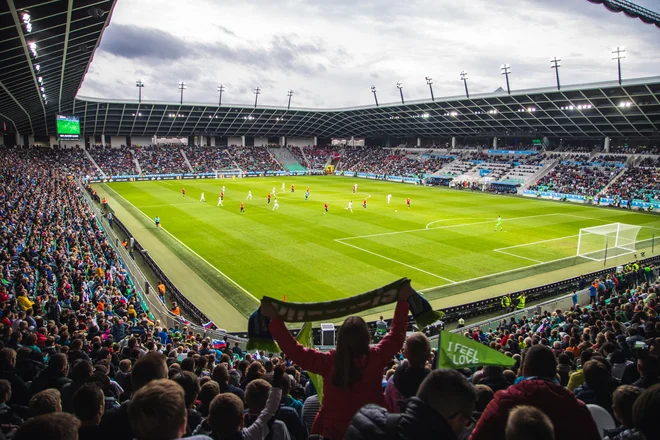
56, 115, 81, 140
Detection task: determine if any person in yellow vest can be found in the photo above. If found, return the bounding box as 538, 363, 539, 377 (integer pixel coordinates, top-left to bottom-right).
516, 293, 526, 310
501, 294, 511, 311
457, 317, 465, 328
171, 302, 181, 316
17, 290, 33, 311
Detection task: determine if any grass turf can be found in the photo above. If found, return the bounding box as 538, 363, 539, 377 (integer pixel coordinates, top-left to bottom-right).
101, 176, 660, 320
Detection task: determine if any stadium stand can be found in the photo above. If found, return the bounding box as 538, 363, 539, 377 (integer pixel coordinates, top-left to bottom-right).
89, 146, 137, 177
186, 146, 235, 173
134, 146, 189, 175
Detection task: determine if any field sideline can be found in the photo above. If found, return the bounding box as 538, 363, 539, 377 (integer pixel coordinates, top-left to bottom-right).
95, 177, 660, 328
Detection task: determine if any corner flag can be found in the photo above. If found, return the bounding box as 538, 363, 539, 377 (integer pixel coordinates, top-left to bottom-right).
437, 330, 515, 369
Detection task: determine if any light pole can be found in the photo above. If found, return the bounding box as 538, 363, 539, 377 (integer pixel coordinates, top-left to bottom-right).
287, 89, 294, 109
254, 87, 261, 108
425, 76, 434, 101
178, 81, 186, 104
460, 71, 469, 99
371, 85, 379, 107
612, 46, 625, 85
217, 84, 225, 106
136, 79, 145, 103
396, 81, 404, 105
500, 64, 511, 95
550, 57, 561, 90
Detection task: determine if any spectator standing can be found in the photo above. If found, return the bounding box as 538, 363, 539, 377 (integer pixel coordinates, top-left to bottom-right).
384, 332, 432, 412
471, 345, 600, 440
604, 385, 642, 438
262, 283, 413, 439
505, 405, 554, 440
14, 412, 80, 440
73, 384, 105, 440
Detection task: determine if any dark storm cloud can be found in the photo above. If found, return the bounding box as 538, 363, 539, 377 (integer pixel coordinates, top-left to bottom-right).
98, 24, 334, 75
101, 24, 191, 61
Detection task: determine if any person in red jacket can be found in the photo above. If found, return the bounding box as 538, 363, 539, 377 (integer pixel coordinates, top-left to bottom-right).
261, 281, 413, 440
470, 345, 600, 440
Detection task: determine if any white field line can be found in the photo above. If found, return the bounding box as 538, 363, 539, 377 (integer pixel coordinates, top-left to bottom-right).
493, 250, 543, 263
494, 234, 580, 251
335, 239, 457, 284
425, 218, 496, 229
338, 213, 563, 241
104, 185, 260, 303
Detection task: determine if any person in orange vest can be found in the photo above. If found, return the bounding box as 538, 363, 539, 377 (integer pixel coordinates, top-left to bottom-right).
171, 302, 181, 316
157, 281, 166, 300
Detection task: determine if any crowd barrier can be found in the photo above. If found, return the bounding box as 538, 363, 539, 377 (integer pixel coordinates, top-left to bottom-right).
86, 169, 326, 183
522, 189, 660, 209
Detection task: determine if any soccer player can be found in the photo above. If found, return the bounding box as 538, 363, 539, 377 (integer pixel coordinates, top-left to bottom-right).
247, 190, 253, 200
305, 190, 309, 201
281, 182, 285, 192
200, 192, 206, 202
495, 215, 504, 231
272, 187, 276, 195
222, 185, 226, 194
273, 198, 279, 211
154, 216, 161, 228
181, 187, 186, 198
363, 199, 367, 209
217, 193, 223, 206
267, 193, 271, 204
406, 197, 411, 208
240, 201, 245, 214
387, 194, 392, 204
291, 184, 295, 193
324, 202, 328, 214
347, 201, 353, 212
353, 183, 357, 193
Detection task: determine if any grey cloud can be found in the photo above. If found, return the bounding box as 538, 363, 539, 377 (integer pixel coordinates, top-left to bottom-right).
101, 24, 190, 61
215, 25, 238, 37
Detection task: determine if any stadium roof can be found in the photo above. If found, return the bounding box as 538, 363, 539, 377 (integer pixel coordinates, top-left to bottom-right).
0, 0, 116, 135
1, 0, 658, 140
69, 76, 660, 139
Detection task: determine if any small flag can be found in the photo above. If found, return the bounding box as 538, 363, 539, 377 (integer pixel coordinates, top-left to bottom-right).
296, 322, 324, 404
253, 351, 261, 360
203, 321, 215, 330
213, 339, 226, 350
437, 330, 515, 370
283, 294, 287, 302
177, 316, 189, 325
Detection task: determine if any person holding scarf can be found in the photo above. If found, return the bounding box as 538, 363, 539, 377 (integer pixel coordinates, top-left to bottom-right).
260, 281, 413, 440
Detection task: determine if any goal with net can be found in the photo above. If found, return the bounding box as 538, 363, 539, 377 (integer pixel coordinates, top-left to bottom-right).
577, 223, 643, 261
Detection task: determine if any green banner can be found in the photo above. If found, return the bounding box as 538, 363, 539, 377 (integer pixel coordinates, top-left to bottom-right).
295, 322, 324, 404
437, 330, 515, 369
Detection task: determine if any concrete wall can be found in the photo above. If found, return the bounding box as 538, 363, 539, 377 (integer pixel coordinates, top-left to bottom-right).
254, 137, 268, 147
110, 136, 127, 147
286, 137, 315, 147
131, 136, 154, 147
228, 136, 243, 147
61, 140, 84, 148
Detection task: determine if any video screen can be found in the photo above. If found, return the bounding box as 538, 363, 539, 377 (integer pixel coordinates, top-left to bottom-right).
56, 115, 81, 140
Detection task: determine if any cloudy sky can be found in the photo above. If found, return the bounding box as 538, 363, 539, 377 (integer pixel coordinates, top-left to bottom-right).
78, 0, 660, 108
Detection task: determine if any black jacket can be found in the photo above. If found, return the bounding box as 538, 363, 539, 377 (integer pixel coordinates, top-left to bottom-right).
28, 367, 71, 396
479, 375, 510, 394
345, 397, 458, 440
0, 366, 29, 406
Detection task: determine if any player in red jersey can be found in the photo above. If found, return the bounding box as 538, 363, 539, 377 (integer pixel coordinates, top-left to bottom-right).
267, 193, 272, 204
291, 184, 295, 193
363, 199, 367, 209
240, 201, 245, 214
406, 197, 411, 208
324, 202, 329, 214
181, 187, 186, 198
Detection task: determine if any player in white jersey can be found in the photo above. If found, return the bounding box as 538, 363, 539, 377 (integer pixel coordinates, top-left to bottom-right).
272, 187, 276, 195
346, 201, 353, 212
222, 186, 226, 193
246, 190, 252, 200
217, 195, 223, 206
281, 182, 285, 192
273, 198, 279, 211
387, 194, 392, 204
200, 192, 206, 202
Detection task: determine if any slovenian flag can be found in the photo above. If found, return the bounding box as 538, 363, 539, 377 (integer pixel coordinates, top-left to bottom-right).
203, 321, 215, 330
213, 339, 226, 350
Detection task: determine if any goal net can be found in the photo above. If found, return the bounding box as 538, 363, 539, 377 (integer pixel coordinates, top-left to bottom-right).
213, 168, 242, 179
577, 223, 642, 261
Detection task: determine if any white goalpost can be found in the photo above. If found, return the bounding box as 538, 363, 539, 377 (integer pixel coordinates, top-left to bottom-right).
576, 223, 643, 261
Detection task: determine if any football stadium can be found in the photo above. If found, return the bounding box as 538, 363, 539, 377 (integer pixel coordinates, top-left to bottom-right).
1, 0, 660, 439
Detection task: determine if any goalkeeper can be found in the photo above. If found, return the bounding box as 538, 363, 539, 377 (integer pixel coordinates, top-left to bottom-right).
495, 215, 504, 232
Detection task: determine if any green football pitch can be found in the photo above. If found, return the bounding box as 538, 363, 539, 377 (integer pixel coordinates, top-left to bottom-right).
98, 176, 660, 326
56, 119, 80, 135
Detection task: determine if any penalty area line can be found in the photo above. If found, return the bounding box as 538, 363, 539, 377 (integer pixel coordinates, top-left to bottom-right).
103, 185, 260, 304
335, 238, 457, 284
